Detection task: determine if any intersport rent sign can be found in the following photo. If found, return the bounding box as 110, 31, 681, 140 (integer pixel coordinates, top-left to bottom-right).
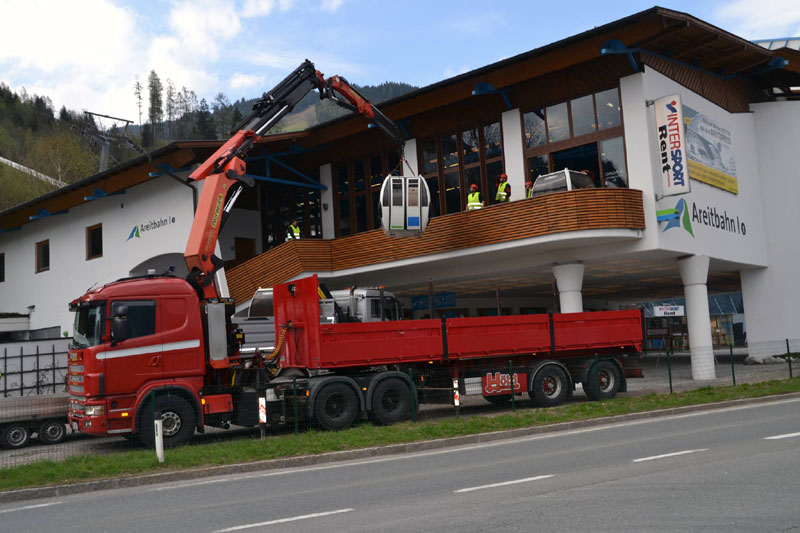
655, 94, 690, 197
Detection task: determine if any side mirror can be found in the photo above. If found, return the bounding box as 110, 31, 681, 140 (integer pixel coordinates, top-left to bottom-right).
110, 305, 128, 345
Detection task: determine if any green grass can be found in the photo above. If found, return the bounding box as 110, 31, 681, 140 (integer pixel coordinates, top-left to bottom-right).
2, 379, 799, 492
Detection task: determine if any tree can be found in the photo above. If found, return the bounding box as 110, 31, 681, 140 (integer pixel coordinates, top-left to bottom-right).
24, 126, 98, 183
212, 92, 231, 138
165, 79, 176, 140
230, 106, 243, 130
133, 77, 143, 128
193, 98, 216, 139
147, 70, 163, 142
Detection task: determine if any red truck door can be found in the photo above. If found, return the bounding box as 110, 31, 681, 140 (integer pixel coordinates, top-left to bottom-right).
101, 299, 162, 395
160, 296, 204, 378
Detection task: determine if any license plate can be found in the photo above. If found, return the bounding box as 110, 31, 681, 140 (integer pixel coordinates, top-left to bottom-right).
71, 421, 79, 431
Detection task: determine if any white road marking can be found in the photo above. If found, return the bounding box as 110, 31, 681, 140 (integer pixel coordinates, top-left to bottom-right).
765, 432, 800, 440
632, 448, 708, 462
149, 398, 800, 493
214, 508, 353, 532
0, 502, 62, 514
455, 475, 554, 493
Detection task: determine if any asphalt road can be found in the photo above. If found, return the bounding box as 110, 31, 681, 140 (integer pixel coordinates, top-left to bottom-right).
2, 397, 799, 532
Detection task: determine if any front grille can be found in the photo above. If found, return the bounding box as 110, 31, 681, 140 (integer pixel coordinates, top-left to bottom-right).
69, 364, 84, 373
69, 384, 85, 393
69, 373, 84, 383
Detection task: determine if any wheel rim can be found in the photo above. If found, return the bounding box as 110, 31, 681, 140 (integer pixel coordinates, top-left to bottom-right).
42, 423, 64, 441
541, 375, 562, 398
599, 371, 614, 392
325, 393, 347, 420
6, 427, 27, 446
381, 390, 400, 413
161, 411, 182, 437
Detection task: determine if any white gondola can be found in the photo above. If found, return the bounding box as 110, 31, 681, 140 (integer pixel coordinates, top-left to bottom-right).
379, 175, 431, 237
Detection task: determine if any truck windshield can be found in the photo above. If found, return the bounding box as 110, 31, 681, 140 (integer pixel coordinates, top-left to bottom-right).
72, 303, 105, 348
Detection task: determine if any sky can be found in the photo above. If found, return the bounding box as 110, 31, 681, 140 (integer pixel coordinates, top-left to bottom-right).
1, 0, 799, 130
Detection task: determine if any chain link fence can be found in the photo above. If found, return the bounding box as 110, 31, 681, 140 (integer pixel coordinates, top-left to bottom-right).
2, 339, 799, 470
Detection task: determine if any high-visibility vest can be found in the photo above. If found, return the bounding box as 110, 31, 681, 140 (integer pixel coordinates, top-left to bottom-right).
526, 188, 533, 199
287, 224, 301, 239
467, 191, 482, 210
496, 181, 509, 202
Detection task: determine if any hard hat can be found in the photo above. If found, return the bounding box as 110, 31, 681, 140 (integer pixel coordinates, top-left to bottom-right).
525, 181, 532, 187
470, 183, 478, 190
500, 173, 507, 179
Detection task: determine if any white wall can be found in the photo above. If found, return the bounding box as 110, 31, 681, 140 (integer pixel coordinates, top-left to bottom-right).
501, 109, 525, 200
0, 176, 195, 334
219, 207, 262, 259
741, 100, 800, 346
639, 67, 768, 266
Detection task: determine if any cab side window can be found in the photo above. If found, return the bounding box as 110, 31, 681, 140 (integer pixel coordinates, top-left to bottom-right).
111, 300, 156, 339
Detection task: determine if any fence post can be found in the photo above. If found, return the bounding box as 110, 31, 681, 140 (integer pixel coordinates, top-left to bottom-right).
666, 347, 673, 394
408, 368, 416, 423
52, 344, 56, 394
19, 346, 23, 396
292, 378, 299, 435
509, 360, 516, 412
594, 353, 600, 401
35, 345, 40, 395
729, 343, 736, 386
787, 339, 793, 379
3, 347, 7, 397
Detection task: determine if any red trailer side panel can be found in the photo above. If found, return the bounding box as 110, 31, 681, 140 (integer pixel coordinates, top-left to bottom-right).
273, 275, 325, 368
445, 315, 551, 359
552, 311, 644, 355
319, 320, 443, 367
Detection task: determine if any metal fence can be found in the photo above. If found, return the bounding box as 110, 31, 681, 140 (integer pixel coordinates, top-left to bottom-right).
1, 340, 70, 397
1, 339, 799, 470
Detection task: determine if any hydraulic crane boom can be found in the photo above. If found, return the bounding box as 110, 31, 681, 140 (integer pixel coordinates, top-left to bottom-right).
183, 60, 403, 300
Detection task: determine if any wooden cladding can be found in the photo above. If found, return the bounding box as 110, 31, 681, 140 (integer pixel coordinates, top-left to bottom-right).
226, 189, 645, 304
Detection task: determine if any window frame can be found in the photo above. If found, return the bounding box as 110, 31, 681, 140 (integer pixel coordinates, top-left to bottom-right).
86, 223, 103, 260
333, 151, 398, 238
35, 239, 50, 274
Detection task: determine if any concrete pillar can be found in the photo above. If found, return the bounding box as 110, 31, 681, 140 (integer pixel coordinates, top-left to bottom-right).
319, 163, 335, 239
678, 255, 715, 380
500, 108, 525, 201
403, 138, 419, 175
553, 263, 584, 313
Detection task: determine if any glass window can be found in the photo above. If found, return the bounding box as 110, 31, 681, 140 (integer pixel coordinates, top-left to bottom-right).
36, 240, 49, 273
552, 143, 599, 187
596, 88, 621, 130
571, 95, 596, 137
462, 129, 479, 164
486, 160, 505, 205
546, 102, 569, 142
442, 134, 458, 170
388, 151, 400, 176
353, 160, 366, 192
369, 155, 383, 186
372, 189, 381, 230
338, 198, 351, 236
425, 175, 440, 218
483, 122, 502, 159
601, 136, 628, 188
527, 155, 549, 183
335, 163, 349, 194
355, 195, 367, 233
523, 109, 546, 148
421, 139, 438, 174
111, 300, 156, 340
72, 303, 104, 348
308, 190, 321, 237
443, 171, 461, 213
465, 166, 482, 192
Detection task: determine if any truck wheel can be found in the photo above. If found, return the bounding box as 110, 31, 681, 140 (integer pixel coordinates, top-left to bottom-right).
314, 383, 358, 430
371, 378, 410, 425
37, 420, 66, 445
0, 424, 31, 449
530, 366, 569, 407
583, 361, 621, 400
140, 395, 196, 448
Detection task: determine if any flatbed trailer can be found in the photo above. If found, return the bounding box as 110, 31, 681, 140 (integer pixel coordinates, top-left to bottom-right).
0, 394, 69, 449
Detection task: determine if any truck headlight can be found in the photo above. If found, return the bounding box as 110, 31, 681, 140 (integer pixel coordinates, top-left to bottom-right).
85, 405, 105, 416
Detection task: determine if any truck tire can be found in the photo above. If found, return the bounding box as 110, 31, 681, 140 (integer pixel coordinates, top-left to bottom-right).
583, 361, 621, 400
140, 395, 196, 448
530, 365, 569, 407
0, 423, 31, 449
314, 383, 358, 430
37, 420, 66, 445
371, 378, 410, 425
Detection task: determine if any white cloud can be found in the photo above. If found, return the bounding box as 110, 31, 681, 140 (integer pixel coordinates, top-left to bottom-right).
242, 0, 293, 17
714, 0, 800, 39
230, 72, 266, 90
321, 0, 344, 13
167, 0, 243, 60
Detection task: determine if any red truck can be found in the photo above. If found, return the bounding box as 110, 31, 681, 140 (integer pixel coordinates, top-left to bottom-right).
67, 61, 645, 447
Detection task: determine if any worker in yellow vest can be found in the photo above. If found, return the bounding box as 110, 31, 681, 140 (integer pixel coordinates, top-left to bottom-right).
525, 180, 533, 198
286, 218, 301, 241
495, 173, 510, 202
467, 183, 484, 210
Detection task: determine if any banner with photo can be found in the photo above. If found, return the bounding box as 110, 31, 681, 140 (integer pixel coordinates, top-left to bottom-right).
683, 105, 738, 194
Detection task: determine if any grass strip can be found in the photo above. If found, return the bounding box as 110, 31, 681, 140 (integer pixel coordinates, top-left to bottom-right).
2, 378, 799, 492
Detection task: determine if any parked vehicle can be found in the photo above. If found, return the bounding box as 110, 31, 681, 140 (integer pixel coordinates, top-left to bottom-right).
0, 394, 68, 449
